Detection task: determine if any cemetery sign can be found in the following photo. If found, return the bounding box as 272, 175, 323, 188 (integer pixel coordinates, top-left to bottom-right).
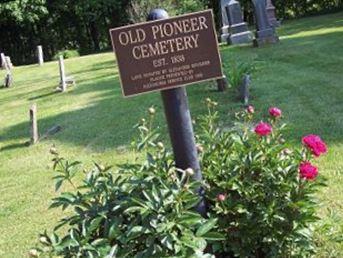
110, 10, 223, 97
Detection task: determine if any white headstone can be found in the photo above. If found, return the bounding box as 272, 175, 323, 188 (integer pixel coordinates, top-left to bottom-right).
37, 45, 44, 66
59, 56, 67, 92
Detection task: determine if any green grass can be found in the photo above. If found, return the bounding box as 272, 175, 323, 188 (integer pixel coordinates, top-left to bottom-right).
1, 12, 342, 257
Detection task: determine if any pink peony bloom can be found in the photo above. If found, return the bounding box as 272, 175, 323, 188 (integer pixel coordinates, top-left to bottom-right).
299, 161, 318, 180
247, 105, 255, 114
217, 193, 226, 202
302, 134, 327, 157
254, 122, 272, 136
269, 107, 282, 118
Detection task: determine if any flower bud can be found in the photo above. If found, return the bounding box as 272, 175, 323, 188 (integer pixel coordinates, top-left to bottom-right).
49, 147, 58, 155
99, 164, 105, 171
196, 144, 204, 153
148, 107, 156, 115
212, 101, 218, 106
205, 98, 211, 103
185, 168, 194, 177
39, 236, 49, 245
28, 249, 39, 257
283, 148, 292, 155
217, 193, 226, 202
246, 105, 254, 114
140, 118, 146, 124
157, 142, 164, 149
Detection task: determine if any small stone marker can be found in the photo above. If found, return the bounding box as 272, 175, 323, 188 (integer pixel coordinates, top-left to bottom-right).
239, 74, 251, 105
58, 56, 67, 92
57, 55, 75, 92
266, 0, 280, 27
5, 56, 13, 69
30, 104, 39, 145
252, 0, 279, 47
224, 0, 253, 45
220, 0, 231, 43
37, 45, 44, 66
1, 54, 13, 88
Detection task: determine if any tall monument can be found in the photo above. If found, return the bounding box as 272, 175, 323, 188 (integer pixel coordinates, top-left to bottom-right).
252, 0, 279, 46
220, 0, 231, 43
225, 0, 253, 44
266, 0, 280, 27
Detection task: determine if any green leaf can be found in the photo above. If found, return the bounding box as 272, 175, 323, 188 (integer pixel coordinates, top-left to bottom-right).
202, 232, 226, 241
196, 218, 217, 237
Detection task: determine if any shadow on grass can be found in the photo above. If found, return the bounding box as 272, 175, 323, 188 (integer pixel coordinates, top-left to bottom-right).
28, 91, 60, 101
1, 29, 343, 153
0, 142, 30, 152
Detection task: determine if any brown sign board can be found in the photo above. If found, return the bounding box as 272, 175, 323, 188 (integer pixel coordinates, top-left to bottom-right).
110, 10, 223, 97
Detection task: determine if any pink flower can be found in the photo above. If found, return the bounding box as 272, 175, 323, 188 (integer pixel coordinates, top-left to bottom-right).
247, 105, 254, 114
299, 161, 318, 180
254, 122, 272, 136
302, 134, 327, 157
269, 107, 282, 118
217, 193, 226, 202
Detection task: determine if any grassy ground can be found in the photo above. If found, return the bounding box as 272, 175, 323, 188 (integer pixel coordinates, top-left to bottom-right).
0, 12, 342, 257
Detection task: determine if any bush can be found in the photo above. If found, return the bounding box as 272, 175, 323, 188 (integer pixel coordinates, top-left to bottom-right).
52, 49, 80, 60
225, 61, 255, 89
31, 103, 327, 257
31, 111, 219, 258
197, 101, 327, 257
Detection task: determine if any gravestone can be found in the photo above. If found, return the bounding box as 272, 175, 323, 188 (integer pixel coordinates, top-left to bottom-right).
58, 56, 67, 92
252, 0, 279, 47
220, 0, 231, 43
30, 104, 39, 145
225, 0, 252, 44
239, 74, 251, 105
37, 45, 44, 66
57, 56, 75, 92
266, 0, 280, 27
1, 54, 13, 88
5, 56, 13, 69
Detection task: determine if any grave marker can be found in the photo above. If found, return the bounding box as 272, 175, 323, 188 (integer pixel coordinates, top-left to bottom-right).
224, 0, 253, 44
5, 56, 13, 69
37, 45, 44, 66
252, 0, 279, 46
266, 0, 280, 27
220, 0, 231, 43
110, 9, 224, 216
30, 104, 39, 145
58, 55, 67, 92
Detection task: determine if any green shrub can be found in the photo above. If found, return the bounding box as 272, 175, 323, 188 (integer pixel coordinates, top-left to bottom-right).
32, 102, 327, 257
225, 61, 255, 89
53, 49, 80, 60
31, 110, 218, 258
197, 101, 327, 257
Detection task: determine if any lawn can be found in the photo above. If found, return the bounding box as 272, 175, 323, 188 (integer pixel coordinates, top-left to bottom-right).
0, 12, 342, 257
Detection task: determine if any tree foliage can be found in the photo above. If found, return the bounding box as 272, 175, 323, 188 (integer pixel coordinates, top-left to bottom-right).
0, 0, 341, 65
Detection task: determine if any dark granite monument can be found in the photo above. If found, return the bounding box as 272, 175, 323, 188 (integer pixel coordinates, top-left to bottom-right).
252, 0, 279, 46
225, 0, 252, 44
266, 0, 280, 27
220, 0, 231, 43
